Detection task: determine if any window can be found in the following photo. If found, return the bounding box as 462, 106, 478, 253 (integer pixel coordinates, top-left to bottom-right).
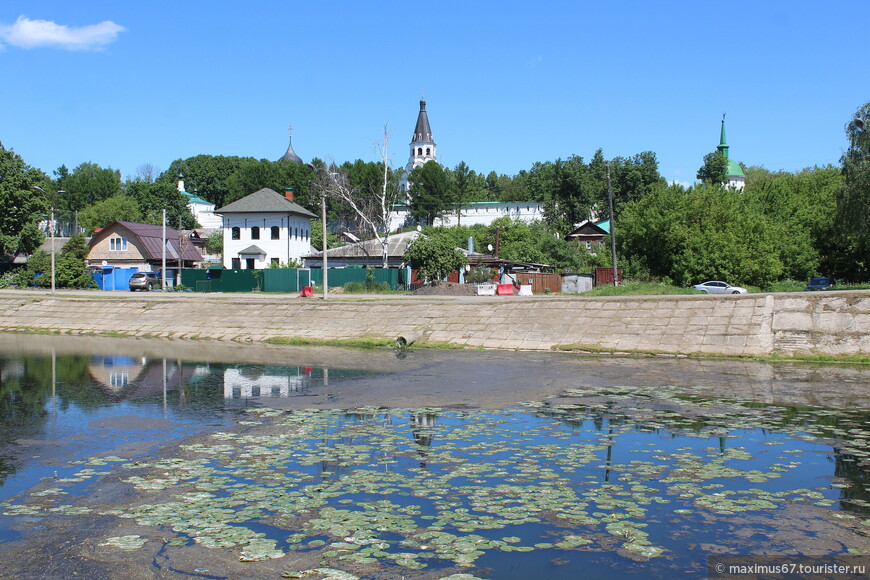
426, 147, 431, 156
110, 372, 128, 388
251, 226, 260, 240
109, 237, 127, 251
271, 226, 280, 240
294, 227, 298, 239
231, 258, 241, 269
231, 227, 240, 240
417, 147, 423, 156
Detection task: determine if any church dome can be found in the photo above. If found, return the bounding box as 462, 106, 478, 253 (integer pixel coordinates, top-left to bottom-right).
278, 127, 303, 163
727, 159, 745, 179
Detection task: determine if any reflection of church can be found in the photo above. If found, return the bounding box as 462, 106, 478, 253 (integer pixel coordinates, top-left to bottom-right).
223, 366, 315, 399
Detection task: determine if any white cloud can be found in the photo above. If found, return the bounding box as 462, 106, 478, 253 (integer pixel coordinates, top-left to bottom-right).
0, 15, 124, 51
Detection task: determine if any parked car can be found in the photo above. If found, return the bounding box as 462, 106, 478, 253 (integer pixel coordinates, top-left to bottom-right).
129, 272, 161, 291
805, 277, 835, 291
692, 281, 748, 295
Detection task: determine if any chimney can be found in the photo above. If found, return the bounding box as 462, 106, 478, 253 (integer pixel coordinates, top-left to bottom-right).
284, 188, 294, 202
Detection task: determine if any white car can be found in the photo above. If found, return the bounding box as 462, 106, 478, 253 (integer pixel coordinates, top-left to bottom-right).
692, 281, 748, 295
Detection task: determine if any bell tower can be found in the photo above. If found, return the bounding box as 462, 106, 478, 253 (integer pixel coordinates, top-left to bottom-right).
399, 96, 437, 194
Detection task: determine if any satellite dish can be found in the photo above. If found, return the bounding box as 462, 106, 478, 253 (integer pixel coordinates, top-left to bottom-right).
416, 225, 422, 232
101, 260, 108, 266
487, 244, 493, 252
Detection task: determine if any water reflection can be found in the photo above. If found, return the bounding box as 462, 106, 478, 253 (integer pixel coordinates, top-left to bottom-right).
0, 349, 357, 492
2, 334, 870, 578
224, 365, 314, 399
533, 392, 870, 516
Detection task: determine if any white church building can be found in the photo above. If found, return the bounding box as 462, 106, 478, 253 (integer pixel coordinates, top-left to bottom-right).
391, 98, 542, 230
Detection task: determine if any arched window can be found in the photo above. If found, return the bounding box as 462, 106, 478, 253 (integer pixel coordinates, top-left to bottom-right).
271, 226, 280, 240
231, 227, 240, 240
417, 147, 423, 156
251, 226, 260, 240
426, 148, 431, 156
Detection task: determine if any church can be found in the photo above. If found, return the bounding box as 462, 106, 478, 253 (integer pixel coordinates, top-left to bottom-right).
389, 98, 542, 230
717, 115, 746, 190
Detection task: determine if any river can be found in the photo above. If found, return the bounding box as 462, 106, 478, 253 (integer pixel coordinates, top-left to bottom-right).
1, 333, 869, 579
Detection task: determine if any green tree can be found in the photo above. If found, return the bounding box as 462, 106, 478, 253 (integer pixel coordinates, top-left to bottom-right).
205, 232, 223, 255
618, 183, 785, 287
448, 161, 486, 222
745, 165, 840, 280
78, 195, 142, 234
57, 162, 122, 213
220, 158, 319, 214
159, 154, 256, 209
404, 233, 467, 282
310, 218, 341, 251
696, 151, 729, 186
125, 181, 196, 229
835, 101, 870, 280
408, 161, 456, 225
0, 143, 48, 259
536, 155, 598, 233
55, 233, 94, 288
609, 151, 666, 214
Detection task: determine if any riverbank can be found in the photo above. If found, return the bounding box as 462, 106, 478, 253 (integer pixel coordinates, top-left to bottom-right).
1, 289, 867, 358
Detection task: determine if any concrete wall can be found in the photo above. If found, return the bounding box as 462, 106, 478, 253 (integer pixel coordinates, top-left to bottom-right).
0, 291, 866, 356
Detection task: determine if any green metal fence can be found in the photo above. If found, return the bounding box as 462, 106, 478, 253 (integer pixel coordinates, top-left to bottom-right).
263, 269, 312, 293
315, 268, 399, 289
183, 267, 403, 293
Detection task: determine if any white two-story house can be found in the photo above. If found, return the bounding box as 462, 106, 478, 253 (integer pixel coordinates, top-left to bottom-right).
214, 188, 316, 269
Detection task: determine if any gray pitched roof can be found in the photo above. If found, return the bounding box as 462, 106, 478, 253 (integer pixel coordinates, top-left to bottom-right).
411, 99, 434, 144
238, 245, 265, 255
214, 188, 316, 218
308, 230, 421, 259
89, 222, 204, 262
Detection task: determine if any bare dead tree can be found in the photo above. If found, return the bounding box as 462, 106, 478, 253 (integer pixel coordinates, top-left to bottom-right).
134, 163, 158, 183
323, 126, 401, 268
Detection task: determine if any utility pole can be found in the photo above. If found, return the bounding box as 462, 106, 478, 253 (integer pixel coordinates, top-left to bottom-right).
162, 210, 167, 289
606, 162, 618, 286
179, 216, 185, 287
306, 163, 328, 299
33, 186, 64, 294
321, 185, 328, 299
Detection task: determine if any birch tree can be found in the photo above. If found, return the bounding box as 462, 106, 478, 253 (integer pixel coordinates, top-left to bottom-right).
321, 126, 401, 267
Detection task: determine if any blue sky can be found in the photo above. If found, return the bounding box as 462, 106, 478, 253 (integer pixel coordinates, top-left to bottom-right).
2, 1, 868, 188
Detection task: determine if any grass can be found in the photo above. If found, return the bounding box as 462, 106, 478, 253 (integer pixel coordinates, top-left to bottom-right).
553, 343, 870, 365
570, 280, 870, 297
580, 282, 700, 297
341, 281, 395, 294
263, 336, 397, 349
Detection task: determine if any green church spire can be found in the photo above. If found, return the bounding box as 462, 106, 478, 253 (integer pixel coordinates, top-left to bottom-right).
717, 113, 730, 159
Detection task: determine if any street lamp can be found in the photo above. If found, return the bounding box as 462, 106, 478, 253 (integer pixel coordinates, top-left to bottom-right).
33, 186, 65, 294
306, 163, 329, 299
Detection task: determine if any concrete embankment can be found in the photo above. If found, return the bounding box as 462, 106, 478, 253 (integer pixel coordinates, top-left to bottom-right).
0, 290, 867, 357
